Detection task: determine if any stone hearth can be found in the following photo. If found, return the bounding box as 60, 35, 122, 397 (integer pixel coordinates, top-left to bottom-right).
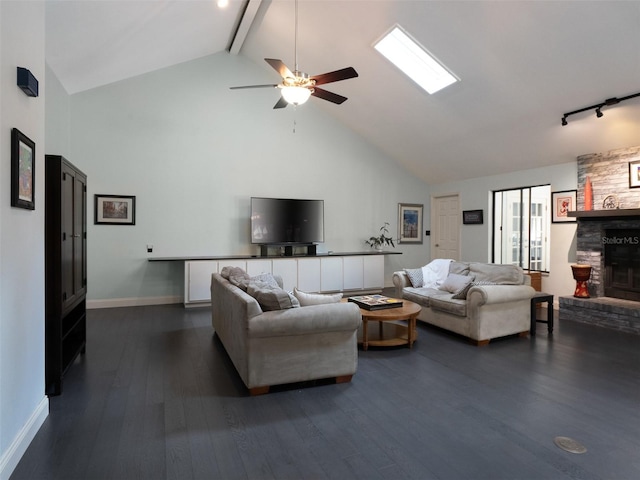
559, 296, 640, 335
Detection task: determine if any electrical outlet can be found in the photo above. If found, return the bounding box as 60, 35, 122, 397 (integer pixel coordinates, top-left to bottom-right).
147, 244, 153, 253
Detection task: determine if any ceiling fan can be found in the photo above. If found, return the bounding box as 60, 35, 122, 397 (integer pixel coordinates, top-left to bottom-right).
230, 0, 358, 109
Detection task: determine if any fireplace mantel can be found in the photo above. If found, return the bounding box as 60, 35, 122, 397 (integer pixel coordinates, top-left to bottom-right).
568, 208, 640, 220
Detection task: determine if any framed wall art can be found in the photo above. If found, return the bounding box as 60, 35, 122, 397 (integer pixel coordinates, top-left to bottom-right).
462, 209, 484, 225
551, 190, 577, 223
11, 128, 36, 210
629, 160, 640, 188
95, 194, 136, 225
398, 203, 423, 244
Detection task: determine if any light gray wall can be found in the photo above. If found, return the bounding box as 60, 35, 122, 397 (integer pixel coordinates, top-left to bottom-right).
430, 161, 579, 301
0, 2, 48, 478
61, 53, 431, 304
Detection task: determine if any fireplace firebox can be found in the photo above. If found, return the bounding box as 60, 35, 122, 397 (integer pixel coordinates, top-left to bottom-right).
604, 229, 640, 302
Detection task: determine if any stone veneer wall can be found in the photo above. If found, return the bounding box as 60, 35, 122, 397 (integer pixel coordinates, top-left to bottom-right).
577, 145, 640, 211
575, 146, 640, 296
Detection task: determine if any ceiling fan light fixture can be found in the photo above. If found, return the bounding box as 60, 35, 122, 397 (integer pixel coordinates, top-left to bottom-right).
281, 86, 312, 105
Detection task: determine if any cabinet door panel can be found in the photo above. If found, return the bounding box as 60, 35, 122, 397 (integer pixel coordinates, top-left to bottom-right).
321, 257, 343, 292
297, 258, 321, 292
343, 256, 364, 290
272, 259, 297, 292
61, 169, 75, 309
363, 255, 385, 289
246, 259, 272, 276
186, 261, 218, 303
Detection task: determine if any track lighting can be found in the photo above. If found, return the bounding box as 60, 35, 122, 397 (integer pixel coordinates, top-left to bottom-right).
561, 91, 640, 126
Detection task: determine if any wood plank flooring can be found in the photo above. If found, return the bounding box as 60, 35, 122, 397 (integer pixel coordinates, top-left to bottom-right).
11, 301, 640, 480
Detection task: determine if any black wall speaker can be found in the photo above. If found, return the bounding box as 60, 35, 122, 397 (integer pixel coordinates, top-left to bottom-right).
17, 67, 39, 97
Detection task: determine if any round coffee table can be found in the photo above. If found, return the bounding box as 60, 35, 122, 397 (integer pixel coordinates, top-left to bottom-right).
346, 299, 421, 350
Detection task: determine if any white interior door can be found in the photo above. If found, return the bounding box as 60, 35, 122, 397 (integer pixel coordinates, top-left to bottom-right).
432, 194, 460, 260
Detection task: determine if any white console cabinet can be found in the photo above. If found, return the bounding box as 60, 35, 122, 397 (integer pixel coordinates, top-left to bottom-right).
180, 253, 390, 307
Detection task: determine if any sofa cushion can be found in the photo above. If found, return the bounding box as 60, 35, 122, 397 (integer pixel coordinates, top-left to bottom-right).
452, 280, 497, 299
403, 268, 424, 288
401, 287, 442, 307
469, 263, 523, 284
293, 288, 343, 306
247, 281, 300, 311
428, 294, 467, 317
439, 273, 474, 294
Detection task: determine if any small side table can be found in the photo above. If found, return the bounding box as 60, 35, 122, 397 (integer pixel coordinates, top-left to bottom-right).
530, 292, 554, 336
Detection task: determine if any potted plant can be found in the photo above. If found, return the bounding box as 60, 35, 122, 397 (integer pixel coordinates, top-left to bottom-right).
365, 222, 395, 251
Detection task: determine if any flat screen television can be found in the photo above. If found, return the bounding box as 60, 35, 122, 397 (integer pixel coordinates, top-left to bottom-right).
251, 197, 324, 245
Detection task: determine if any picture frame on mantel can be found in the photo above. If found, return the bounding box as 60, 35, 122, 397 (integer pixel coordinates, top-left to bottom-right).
629, 160, 640, 188
11, 128, 36, 210
95, 194, 136, 225
398, 203, 423, 244
551, 190, 577, 223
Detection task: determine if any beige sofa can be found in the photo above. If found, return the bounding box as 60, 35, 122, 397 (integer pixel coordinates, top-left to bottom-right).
393, 261, 535, 345
210, 270, 362, 395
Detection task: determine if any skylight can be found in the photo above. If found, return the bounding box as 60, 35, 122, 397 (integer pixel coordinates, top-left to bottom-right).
374, 25, 459, 95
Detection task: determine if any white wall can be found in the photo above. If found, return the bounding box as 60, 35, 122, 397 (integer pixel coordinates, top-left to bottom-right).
430, 161, 579, 302
0, 2, 48, 479
61, 53, 431, 305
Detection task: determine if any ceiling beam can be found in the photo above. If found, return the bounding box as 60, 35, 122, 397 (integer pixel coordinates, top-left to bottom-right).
228, 0, 263, 55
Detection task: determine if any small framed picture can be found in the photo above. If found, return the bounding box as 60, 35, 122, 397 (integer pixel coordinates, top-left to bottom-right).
95, 194, 136, 225
629, 160, 640, 188
462, 210, 483, 225
398, 203, 423, 244
11, 128, 36, 210
551, 190, 577, 223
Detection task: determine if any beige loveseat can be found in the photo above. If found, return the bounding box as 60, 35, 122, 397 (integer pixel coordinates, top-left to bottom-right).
210, 269, 362, 395
393, 261, 535, 345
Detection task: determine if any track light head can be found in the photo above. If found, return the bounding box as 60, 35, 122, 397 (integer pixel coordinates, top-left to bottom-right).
561, 116, 568, 126
596, 107, 603, 118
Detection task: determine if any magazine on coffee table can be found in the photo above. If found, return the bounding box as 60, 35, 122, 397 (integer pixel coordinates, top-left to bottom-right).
348, 295, 403, 311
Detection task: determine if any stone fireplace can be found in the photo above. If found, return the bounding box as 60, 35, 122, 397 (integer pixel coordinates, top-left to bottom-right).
559, 146, 640, 335
573, 212, 640, 299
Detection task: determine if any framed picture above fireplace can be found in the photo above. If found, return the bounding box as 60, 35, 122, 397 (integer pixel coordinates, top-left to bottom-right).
629, 160, 640, 188
551, 190, 577, 223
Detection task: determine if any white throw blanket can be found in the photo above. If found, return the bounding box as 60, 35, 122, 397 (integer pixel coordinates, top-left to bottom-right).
421, 259, 453, 288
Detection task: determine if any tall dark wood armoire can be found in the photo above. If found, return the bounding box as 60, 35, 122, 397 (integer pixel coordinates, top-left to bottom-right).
45, 155, 87, 396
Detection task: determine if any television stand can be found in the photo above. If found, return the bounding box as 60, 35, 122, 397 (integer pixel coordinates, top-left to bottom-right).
260, 244, 317, 257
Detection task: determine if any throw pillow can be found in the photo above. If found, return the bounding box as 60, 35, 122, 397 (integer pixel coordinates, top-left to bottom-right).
247, 281, 300, 311
404, 268, 424, 288
452, 280, 497, 299
251, 272, 279, 288
439, 273, 474, 294
293, 287, 343, 306
227, 267, 251, 291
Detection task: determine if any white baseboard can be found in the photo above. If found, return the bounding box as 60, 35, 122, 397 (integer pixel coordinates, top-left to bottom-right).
0, 396, 48, 480
87, 295, 182, 309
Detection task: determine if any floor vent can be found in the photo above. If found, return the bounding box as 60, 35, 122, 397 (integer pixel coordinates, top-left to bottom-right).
554, 436, 587, 454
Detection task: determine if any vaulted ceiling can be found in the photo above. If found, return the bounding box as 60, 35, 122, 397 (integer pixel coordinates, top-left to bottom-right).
45, 0, 640, 185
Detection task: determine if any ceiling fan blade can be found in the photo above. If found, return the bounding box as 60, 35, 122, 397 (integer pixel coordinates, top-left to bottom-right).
311, 87, 348, 105
265, 58, 294, 79
273, 96, 289, 109
311, 67, 358, 86
230, 84, 279, 90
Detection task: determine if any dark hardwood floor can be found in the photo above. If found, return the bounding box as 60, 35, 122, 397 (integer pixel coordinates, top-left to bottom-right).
11, 299, 640, 480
